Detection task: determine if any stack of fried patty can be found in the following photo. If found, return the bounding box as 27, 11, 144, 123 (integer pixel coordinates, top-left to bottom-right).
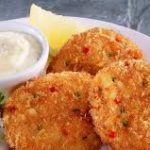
4, 28, 150, 150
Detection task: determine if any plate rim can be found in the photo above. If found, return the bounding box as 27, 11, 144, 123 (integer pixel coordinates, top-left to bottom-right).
4, 16, 150, 40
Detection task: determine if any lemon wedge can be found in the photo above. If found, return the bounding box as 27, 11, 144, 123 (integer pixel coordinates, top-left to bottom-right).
29, 4, 85, 56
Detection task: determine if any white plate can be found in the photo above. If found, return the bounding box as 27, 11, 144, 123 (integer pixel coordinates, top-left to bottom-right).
6, 17, 150, 61
2, 17, 150, 150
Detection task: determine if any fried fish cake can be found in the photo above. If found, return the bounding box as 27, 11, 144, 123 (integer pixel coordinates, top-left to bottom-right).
89, 60, 150, 150
47, 28, 143, 75
3, 72, 101, 150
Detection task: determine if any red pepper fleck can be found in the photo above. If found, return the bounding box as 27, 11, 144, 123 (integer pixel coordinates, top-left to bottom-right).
49, 86, 58, 93
61, 127, 68, 136
94, 87, 101, 98
124, 61, 130, 66
107, 130, 116, 139
115, 34, 122, 42
82, 46, 89, 54
8, 106, 17, 113
109, 41, 120, 51
114, 97, 121, 104
94, 92, 100, 98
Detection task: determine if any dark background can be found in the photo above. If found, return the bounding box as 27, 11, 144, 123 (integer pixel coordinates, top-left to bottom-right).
0, 0, 150, 35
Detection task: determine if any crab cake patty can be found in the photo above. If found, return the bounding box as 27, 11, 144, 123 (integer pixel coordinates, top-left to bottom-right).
47, 28, 143, 75
89, 60, 150, 150
4, 72, 101, 150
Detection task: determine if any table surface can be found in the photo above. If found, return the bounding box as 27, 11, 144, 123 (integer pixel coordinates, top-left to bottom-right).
0, 0, 150, 36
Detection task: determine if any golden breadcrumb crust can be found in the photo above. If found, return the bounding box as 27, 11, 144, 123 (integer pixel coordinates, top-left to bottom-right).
4, 72, 101, 150
89, 60, 150, 150
47, 28, 143, 75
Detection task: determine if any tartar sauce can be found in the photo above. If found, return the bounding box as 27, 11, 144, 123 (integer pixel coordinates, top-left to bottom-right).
0, 32, 41, 77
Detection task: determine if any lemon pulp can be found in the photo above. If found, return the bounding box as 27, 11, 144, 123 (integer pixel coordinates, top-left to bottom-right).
29, 4, 85, 56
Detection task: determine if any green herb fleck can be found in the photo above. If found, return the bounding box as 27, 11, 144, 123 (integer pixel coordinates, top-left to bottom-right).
33, 93, 39, 99
122, 119, 129, 127
120, 106, 126, 114
112, 77, 117, 82
107, 52, 113, 57
0, 132, 5, 140
98, 87, 102, 93
74, 91, 81, 98
72, 108, 80, 113
142, 79, 147, 87
0, 92, 4, 104
123, 44, 128, 49
82, 136, 87, 140
64, 60, 71, 67
37, 124, 43, 131
0, 105, 3, 118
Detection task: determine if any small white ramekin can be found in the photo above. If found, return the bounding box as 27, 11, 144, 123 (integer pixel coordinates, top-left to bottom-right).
0, 22, 49, 88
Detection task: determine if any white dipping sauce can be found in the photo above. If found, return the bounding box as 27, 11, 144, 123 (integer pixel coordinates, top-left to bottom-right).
0, 31, 41, 77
